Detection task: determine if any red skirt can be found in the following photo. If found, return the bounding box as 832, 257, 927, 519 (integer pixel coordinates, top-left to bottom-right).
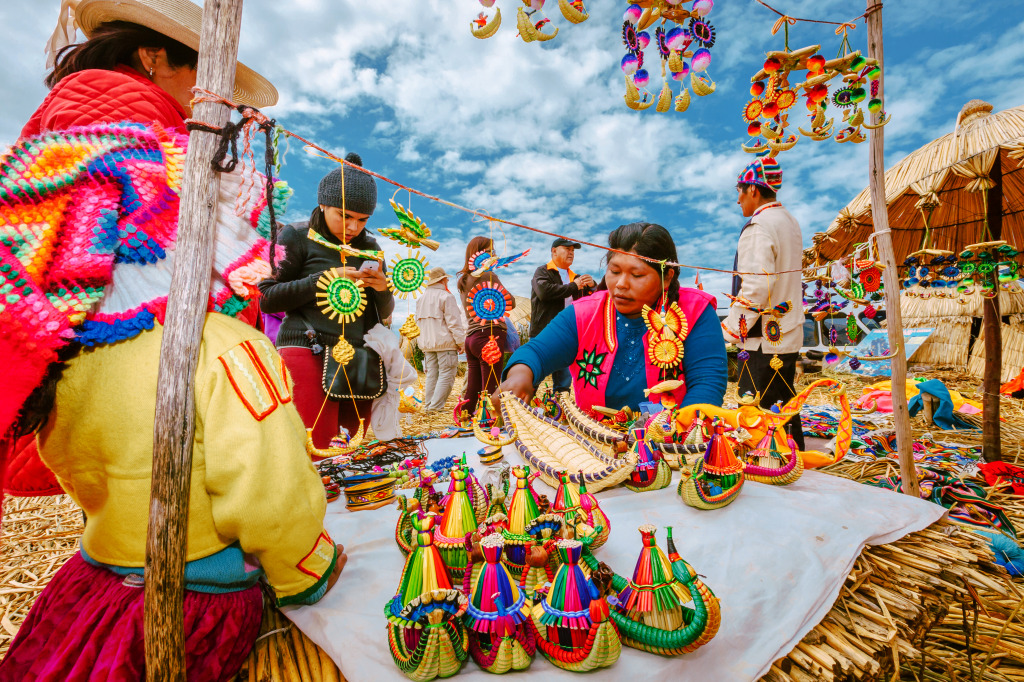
0, 553, 262, 682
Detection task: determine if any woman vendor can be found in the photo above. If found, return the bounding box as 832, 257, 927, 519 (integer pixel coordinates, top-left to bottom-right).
0, 1, 342, 679
497, 222, 727, 412
258, 154, 395, 449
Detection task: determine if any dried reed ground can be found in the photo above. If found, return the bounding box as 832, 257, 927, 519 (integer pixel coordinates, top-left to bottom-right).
2, 370, 1023, 680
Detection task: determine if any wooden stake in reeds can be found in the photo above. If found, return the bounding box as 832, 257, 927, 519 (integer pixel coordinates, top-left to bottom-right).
865, 0, 921, 498
983, 157, 1004, 462
144, 0, 245, 678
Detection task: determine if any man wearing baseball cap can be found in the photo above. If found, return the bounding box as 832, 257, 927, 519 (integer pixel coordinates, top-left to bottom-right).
529, 238, 596, 394
723, 157, 806, 450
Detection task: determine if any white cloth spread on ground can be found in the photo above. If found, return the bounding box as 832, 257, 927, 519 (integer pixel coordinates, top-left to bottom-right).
285, 438, 945, 681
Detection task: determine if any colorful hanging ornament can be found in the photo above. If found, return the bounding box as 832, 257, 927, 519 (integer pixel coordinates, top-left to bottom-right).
593, 525, 721, 655
481, 334, 503, 365
316, 269, 366, 323
467, 281, 513, 324
332, 336, 355, 366
769, 354, 784, 371
764, 318, 782, 346
531, 539, 621, 672
859, 266, 882, 292
471, 249, 531, 277
847, 314, 860, 343
384, 199, 440, 250
400, 315, 421, 341
384, 511, 469, 681
642, 301, 689, 369
389, 252, 429, 299
474, 392, 517, 447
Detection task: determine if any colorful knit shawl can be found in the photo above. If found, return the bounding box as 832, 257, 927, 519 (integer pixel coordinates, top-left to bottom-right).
0, 121, 290, 437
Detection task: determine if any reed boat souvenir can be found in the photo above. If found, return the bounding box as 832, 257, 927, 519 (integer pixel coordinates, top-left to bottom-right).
304, 421, 366, 459
741, 425, 803, 485
501, 393, 636, 493
501, 466, 563, 579
623, 427, 674, 492
531, 539, 621, 672
583, 525, 721, 656
385, 512, 469, 681
552, 471, 611, 549
473, 393, 517, 447
679, 421, 744, 510
646, 409, 709, 468
462, 533, 537, 673
555, 393, 630, 456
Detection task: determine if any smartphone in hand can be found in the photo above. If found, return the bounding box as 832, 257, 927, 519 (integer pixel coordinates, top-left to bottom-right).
359, 260, 381, 273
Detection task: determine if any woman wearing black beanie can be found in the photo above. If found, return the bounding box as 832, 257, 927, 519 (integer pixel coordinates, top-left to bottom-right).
259, 153, 395, 450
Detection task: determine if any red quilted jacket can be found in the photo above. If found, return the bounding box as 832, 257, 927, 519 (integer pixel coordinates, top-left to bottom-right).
21, 64, 187, 138
7, 65, 187, 500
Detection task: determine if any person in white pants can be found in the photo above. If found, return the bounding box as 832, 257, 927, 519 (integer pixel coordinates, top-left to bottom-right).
415, 267, 467, 411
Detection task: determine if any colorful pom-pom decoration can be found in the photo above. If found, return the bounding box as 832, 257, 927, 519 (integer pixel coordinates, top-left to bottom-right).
691, 0, 713, 16
633, 69, 650, 88
671, 65, 690, 81
762, 101, 779, 118
764, 319, 782, 345
691, 48, 712, 73
863, 304, 877, 319
316, 270, 367, 323
624, 3, 642, 24
747, 121, 762, 136
621, 53, 639, 75
868, 98, 883, 114
807, 54, 826, 73
848, 357, 862, 370
389, 253, 429, 299
666, 26, 687, 51
737, 349, 750, 362
750, 80, 766, 97
687, 18, 716, 48
636, 30, 651, 50
763, 57, 781, 73
467, 281, 513, 324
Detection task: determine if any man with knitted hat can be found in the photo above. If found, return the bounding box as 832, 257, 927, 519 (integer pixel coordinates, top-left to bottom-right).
723, 156, 806, 450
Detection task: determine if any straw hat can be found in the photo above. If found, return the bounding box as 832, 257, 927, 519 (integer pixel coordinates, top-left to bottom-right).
51, 0, 277, 107
425, 266, 449, 286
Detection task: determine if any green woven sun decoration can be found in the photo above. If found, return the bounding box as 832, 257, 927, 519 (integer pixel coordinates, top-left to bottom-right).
315, 269, 366, 323
580, 526, 721, 656
389, 251, 430, 299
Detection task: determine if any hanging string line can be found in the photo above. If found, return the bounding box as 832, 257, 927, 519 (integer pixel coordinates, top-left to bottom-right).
190, 88, 811, 278
752, 0, 878, 28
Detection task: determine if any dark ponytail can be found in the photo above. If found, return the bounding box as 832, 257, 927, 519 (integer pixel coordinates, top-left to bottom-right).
606, 222, 681, 304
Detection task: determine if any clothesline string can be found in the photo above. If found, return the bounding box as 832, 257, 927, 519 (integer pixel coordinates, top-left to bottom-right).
190, 88, 811, 278
751, 0, 879, 28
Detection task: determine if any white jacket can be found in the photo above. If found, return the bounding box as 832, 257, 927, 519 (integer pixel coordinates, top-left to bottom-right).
415, 283, 467, 352
724, 205, 804, 354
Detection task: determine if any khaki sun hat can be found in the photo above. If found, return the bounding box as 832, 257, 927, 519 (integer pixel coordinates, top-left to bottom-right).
425, 266, 449, 286
48, 0, 278, 108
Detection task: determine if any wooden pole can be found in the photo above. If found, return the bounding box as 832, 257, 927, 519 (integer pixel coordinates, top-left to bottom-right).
982, 158, 1003, 462
144, 0, 244, 678
865, 0, 920, 498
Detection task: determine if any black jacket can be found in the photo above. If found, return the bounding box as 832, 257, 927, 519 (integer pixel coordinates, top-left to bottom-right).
529, 264, 590, 337
257, 219, 395, 349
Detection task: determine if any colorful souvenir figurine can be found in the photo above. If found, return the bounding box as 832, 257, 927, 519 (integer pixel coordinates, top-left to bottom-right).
474, 392, 517, 447
586, 525, 721, 656
623, 427, 673, 492
435, 468, 481, 581
439, 455, 489, 524
463, 534, 537, 673
552, 471, 611, 549
531, 539, 621, 672
385, 512, 469, 681
741, 425, 804, 485
501, 466, 562, 578
678, 420, 745, 510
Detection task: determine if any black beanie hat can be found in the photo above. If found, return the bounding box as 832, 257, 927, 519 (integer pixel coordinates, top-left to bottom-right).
317, 152, 377, 215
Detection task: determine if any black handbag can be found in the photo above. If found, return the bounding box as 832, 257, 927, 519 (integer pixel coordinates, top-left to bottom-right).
299, 318, 386, 401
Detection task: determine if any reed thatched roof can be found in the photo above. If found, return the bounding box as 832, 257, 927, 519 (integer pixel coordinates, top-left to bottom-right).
805, 100, 1024, 265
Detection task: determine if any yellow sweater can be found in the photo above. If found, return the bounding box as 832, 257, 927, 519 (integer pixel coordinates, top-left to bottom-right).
38, 314, 335, 605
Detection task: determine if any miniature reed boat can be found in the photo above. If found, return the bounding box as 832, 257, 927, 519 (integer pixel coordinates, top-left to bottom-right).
741, 425, 804, 485
473, 392, 517, 447
384, 512, 469, 681
555, 393, 630, 456
623, 427, 674, 492
678, 421, 745, 510
501, 393, 635, 493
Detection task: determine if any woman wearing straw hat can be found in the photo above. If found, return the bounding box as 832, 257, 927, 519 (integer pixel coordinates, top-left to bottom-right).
0, 2, 344, 681
415, 266, 467, 412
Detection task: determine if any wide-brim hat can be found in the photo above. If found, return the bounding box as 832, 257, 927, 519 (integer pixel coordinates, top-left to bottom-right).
74, 0, 278, 107
425, 266, 449, 286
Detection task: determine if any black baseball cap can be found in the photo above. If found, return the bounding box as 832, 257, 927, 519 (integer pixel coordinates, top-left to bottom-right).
551, 237, 581, 249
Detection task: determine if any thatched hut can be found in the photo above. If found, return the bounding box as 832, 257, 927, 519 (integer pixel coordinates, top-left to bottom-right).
805, 100, 1024, 376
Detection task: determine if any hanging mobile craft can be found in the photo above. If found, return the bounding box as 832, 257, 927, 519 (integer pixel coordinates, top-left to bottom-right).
316, 269, 367, 323
467, 281, 514, 324
642, 301, 689, 369
384, 199, 440, 250
389, 252, 430, 299
400, 315, 421, 340
481, 335, 503, 365
471, 249, 531, 277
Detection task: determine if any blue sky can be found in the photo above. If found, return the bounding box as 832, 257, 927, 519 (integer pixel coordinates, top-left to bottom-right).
1, 0, 1022, 310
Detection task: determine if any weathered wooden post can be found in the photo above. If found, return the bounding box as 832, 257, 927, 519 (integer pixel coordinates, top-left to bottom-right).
865, 0, 921, 498
144, 0, 245, 677
982, 158, 1003, 462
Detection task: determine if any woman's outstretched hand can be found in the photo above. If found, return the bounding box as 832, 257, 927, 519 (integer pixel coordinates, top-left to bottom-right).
492, 364, 535, 413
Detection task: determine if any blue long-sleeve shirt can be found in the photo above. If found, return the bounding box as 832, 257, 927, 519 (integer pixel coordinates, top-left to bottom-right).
504, 304, 727, 410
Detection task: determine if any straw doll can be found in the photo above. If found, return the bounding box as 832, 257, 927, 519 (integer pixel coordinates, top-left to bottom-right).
435, 468, 480, 582
502, 466, 562, 578
679, 420, 745, 510
551, 471, 611, 549
741, 425, 804, 485
531, 539, 621, 672
463, 534, 537, 673
440, 455, 489, 524
623, 427, 674, 492
598, 525, 721, 656
385, 512, 469, 681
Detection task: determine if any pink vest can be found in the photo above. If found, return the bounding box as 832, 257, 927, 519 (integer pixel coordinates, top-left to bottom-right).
571, 288, 716, 412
